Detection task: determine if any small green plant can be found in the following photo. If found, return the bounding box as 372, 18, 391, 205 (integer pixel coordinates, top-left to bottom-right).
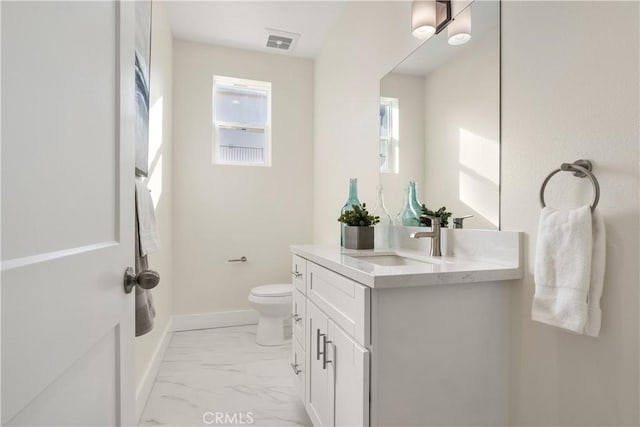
338, 203, 380, 227
420, 205, 452, 227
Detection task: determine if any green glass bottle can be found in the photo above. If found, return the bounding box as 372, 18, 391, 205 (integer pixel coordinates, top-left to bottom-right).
399, 186, 420, 227
340, 178, 362, 246
409, 181, 425, 227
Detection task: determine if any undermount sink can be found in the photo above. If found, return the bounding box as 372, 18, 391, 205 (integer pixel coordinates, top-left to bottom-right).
349, 254, 434, 266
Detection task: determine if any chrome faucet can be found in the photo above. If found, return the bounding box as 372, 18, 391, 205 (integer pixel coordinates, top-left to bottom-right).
410, 215, 442, 256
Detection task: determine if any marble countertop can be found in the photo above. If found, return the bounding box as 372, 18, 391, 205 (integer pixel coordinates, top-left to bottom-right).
290, 244, 522, 289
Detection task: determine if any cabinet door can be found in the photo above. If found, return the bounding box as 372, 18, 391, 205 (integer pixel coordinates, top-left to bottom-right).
328, 319, 370, 427
306, 301, 334, 427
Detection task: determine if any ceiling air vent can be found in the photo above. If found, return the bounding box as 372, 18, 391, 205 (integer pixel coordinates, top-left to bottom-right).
265, 28, 300, 52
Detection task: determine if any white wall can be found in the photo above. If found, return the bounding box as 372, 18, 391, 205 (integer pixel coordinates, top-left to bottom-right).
423, 27, 499, 229
380, 73, 425, 217
172, 41, 314, 315
135, 0, 174, 390
502, 2, 639, 425
314, 1, 639, 425
313, 1, 422, 243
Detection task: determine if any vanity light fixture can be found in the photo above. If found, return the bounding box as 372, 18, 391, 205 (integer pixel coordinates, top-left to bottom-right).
411, 0, 452, 39
447, 6, 472, 45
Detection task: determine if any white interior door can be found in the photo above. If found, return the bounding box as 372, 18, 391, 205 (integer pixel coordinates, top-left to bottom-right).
1, 1, 135, 425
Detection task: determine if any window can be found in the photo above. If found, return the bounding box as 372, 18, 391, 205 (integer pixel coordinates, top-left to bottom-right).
379, 97, 399, 174
212, 75, 272, 166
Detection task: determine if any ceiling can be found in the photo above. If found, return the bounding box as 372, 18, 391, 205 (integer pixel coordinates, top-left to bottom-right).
165, 1, 347, 59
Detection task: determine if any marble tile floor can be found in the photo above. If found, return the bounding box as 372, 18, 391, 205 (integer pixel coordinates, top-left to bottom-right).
139, 325, 312, 427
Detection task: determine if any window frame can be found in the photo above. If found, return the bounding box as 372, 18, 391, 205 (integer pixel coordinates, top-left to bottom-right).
380, 96, 399, 174
212, 75, 272, 167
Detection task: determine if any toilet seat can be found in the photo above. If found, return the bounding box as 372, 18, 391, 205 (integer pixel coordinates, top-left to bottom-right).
250, 284, 292, 298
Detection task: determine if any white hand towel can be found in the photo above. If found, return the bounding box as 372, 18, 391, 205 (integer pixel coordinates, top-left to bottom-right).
135, 179, 161, 256
532, 205, 593, 334
585, 211, 606, 337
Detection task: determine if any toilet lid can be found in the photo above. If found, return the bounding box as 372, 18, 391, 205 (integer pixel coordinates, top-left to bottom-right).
251, 284, 292, 297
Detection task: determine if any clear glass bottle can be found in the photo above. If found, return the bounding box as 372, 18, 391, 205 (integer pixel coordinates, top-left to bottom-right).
408, 181, 425, 226
398, 186, 420, 227
340, 178, 362, 247
372, 185, 393, 249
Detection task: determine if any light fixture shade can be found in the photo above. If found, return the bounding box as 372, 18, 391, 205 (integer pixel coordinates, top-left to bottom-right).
411, 1, 437, 39
448, 6, 471, 45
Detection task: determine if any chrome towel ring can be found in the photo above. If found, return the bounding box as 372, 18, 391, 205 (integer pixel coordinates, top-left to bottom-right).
539, 159, 600, 212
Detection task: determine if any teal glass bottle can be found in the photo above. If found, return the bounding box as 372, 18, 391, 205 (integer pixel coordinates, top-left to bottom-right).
340, 178, 362, 246
399, 186, 420, 227
408, 181, 425, 226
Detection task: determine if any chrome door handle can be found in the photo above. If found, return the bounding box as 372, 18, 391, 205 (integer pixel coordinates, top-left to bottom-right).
124, 267, 160, 294
291, 313, 302, 323
316, 329, 325, 361
228, 256, 247, 262
322, 335, 333, 370
291, 271, 302, 278
290, 363, 301, 375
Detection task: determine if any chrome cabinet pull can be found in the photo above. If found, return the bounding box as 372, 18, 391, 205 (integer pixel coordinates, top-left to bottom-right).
290, 363, 301, 375
228, 256, 247, 263
292, 264, 302, 278
322, 334, 333, 370
291, 313, 302, 323
316, 329, 325, 361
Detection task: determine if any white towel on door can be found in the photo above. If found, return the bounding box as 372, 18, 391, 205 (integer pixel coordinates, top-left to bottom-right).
135, 179, 160, 255
532, 205, 594, 334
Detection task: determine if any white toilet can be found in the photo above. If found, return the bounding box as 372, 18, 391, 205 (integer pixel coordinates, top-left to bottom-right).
248, 284, 293, 346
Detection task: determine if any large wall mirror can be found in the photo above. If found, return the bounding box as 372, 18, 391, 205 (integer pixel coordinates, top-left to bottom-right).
379, 0, 500, 230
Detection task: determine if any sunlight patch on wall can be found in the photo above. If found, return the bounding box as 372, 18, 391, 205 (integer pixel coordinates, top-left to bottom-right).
459, 128, 499, 184
459, 128, 499, 226
147, 97, 164, 208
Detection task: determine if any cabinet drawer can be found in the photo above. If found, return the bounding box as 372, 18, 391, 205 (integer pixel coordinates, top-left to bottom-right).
291, 339, 305, 402
307, 262, 370, 346
292, 289, 306, 349
291, 255, 307, 294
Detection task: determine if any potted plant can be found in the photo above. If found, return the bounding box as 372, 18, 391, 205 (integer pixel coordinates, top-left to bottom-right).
337, 203, 380, 249
420, 205, 452, 228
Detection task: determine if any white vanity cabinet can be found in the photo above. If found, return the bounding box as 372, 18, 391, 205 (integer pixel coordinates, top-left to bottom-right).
292, 257, 370, 427
291, 242, 519, 427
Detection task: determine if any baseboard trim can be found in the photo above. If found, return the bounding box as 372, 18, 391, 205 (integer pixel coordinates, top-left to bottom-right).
171, 309, 259, 332
135, 318, 173, 424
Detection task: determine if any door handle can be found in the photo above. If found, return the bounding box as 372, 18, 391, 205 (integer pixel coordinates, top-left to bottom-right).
291, 313, 302, 323
322, 334, 333, 370
316, 329, 325, 361
291, 352, 301, 375
291, 271, 302, 278
290, 363, 301, 375
123, 267, 160, 294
